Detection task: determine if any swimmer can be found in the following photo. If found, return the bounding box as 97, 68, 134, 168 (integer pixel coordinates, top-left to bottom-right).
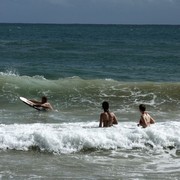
137, 104, 155, 128
29, 96, 53, 111
99, 101, 118, 127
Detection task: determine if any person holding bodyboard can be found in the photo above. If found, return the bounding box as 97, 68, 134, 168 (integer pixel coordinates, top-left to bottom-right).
20, 96, 53, 111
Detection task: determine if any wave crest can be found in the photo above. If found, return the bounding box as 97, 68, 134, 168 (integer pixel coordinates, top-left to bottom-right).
0, 122, 180, 154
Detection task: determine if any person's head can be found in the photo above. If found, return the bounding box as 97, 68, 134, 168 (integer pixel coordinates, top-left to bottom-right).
41, 96, 47, 103
102, 101, 109, 112
139, 104, 146, 112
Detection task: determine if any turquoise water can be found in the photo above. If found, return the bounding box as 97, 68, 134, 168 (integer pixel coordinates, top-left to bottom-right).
0, 24, 180, 179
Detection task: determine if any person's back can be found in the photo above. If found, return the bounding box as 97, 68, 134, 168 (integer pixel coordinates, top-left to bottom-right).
99, 101, 118, 127
138, 104, 155, 128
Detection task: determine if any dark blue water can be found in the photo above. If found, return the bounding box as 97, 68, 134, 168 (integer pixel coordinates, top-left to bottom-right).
0, 24, 180, 81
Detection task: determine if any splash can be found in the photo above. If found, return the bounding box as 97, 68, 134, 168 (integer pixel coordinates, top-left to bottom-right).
0, 122, 180, 154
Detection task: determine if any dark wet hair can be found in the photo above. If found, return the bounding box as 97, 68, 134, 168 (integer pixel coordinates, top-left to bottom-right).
102, 101, 109, 112
139, 104, 146, 112
41, 96, 47, 103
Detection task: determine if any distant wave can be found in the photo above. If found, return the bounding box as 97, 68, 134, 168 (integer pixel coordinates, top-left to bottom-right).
1, 72, 180, 113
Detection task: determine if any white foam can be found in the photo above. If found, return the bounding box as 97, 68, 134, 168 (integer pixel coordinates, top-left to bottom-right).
0, 121, 180, 154
0, 70, 19, 77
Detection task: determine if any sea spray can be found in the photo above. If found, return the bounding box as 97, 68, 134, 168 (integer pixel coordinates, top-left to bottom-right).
0, 122, 180, 154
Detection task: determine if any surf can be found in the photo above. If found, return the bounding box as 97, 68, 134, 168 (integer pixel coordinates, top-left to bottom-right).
1, 72, 180, 112
0, 122, 180, 155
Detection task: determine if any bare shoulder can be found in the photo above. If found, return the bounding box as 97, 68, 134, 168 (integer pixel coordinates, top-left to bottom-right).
100, 112, 107, 117
110, 112, 116, 117
42, 102, 53, 110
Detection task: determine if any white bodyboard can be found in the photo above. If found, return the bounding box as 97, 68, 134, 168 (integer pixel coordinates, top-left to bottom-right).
20, 97, 42, 111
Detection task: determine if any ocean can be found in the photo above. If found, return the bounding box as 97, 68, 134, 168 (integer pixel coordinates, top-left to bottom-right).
0, 23, 180, 179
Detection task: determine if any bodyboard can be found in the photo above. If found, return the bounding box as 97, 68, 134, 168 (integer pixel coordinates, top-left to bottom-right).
20, 97, 42, 111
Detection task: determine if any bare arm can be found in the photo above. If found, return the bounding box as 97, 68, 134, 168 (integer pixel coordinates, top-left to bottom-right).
112, 113, 118, 125
139, 116, 148, 128
29, 99, 41, 104
34, 103, 53, 111
99, 114, 103, 127
42, 103, 53, 110
150, 116, 155, 124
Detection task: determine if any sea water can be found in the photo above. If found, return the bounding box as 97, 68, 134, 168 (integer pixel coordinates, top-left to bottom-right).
0, 24, 180, 179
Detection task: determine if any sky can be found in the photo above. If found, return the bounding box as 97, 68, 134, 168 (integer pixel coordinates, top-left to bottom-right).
0, 0, 180, 24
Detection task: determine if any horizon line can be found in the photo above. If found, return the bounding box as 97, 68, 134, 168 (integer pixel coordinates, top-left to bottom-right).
0, 22, 180, 26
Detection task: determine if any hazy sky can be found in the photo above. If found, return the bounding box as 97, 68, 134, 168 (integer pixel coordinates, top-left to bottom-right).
1, 0, 180, 24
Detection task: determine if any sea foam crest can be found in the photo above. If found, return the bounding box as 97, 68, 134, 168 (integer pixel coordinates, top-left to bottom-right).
0, 122, 180, 154
0, 70, 19, 77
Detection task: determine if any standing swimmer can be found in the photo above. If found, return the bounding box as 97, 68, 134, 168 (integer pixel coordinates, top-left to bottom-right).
137, 104, 155, 128
99, 101, 118, 127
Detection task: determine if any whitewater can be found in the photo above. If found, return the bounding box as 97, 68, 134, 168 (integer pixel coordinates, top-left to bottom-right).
1, 121, 180, 154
